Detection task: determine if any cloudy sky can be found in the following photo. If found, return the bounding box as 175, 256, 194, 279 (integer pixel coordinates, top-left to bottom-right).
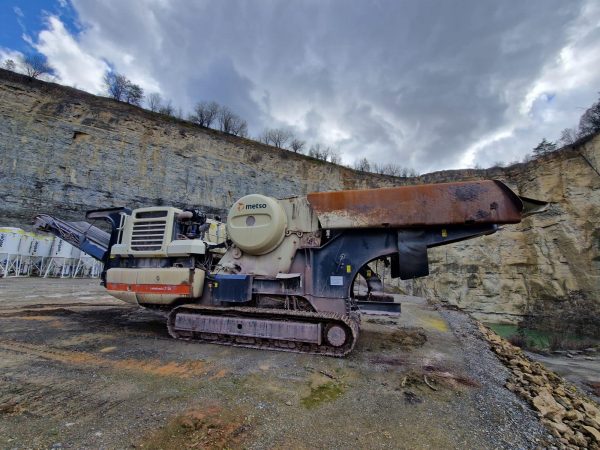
1, 0, 599, 173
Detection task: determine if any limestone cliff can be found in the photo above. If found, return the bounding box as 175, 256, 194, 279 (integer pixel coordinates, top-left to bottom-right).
409, 135, 600, 335
0, 69, 399, 228
0, 69, 598, 333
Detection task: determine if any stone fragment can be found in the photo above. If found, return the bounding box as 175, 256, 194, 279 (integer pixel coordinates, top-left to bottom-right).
582, 425, 600, 443
582, 401, 600, 418
524, 373, 545, 386
532, 389, 566, 421
583, 414, 600, 429
569, 431, 587, 447
564, 409, 584, 421
555, 396, 571, 409
542, 418, 569, 436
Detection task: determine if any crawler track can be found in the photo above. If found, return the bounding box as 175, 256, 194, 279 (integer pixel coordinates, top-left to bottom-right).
167, 305, 360, 357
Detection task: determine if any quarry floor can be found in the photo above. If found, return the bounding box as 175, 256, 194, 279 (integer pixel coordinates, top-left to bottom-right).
0, 278, 554, 449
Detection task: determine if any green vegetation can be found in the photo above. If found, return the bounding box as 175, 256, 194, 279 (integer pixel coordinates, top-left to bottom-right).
485, 323, 599, 352
486, 323, 549, 348
300, 381, 345, 409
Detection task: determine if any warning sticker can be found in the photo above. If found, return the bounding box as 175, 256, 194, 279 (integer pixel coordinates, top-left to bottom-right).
330, 276, 344, 286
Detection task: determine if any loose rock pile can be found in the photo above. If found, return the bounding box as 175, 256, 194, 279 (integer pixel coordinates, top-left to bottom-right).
479, 324, 600, 450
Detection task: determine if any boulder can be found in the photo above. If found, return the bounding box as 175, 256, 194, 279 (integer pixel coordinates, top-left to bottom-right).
532, 389, 566, 422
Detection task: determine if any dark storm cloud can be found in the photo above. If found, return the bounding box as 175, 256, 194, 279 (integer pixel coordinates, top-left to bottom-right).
54, 0, 595, 171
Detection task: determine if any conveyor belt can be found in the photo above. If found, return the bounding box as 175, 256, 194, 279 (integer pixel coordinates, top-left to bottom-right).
34, 214, 110, 261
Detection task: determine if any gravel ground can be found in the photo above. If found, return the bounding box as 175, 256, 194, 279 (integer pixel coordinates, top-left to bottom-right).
435, 304, 556, 448
0, 278, 557, 449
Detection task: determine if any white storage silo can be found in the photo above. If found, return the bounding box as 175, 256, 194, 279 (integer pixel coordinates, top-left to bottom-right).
15, 232, 35, 276
0, 227, 24, 277
73, 251, 102, 278
44, 237, 81, 278
28, 233, 54, 276
50, 237, 75, 258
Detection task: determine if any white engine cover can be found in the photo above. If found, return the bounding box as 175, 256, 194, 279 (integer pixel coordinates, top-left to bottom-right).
227, 194, 288, 255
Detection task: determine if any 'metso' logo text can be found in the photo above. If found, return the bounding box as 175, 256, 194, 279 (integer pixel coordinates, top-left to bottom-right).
245, 203, 267, 210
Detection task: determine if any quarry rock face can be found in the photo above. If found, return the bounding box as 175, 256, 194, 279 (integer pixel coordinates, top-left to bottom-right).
0, 70, 399, 228
0, 69, 598, 332
412, 135, 600, 334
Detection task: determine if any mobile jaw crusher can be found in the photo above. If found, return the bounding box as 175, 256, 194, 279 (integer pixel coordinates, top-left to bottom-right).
35, 180, 544, 356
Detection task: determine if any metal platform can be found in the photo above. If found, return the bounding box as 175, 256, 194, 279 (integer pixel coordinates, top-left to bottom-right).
357, 300, 401, 316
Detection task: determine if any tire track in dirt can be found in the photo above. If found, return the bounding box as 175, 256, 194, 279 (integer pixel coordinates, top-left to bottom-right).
0, 339, 212, 378
0, 377, 126, 420
0, 304, 130, 317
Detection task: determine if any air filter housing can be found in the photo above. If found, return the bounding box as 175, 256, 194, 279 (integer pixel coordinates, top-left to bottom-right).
227, 194, 287, 255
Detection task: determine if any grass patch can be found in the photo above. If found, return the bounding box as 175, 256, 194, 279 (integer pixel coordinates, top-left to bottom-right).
300, 381, 345, 409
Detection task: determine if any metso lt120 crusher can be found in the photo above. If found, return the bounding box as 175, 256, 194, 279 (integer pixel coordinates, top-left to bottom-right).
35, 180, 545, 356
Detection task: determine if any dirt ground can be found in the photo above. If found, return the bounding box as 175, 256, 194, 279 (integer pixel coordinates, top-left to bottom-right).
0, 278, 553, 449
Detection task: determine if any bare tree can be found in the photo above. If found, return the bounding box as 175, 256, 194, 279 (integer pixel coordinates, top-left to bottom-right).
329, 149, 342, 164
3, 59, 16, 71
289, 138, 306, 153
218, 106, 235, 132
124, 83, 144, 106
577, 97, 600, 138
104, 71, 144, 106
147, 92, 162, 112
559, 127, 577, 146
371, 162, 384, 174
260, 128, 293, 148
354, 157, 371, 172
379, 163, 418, 177
353, 159, 418, 176
21, 53, 52, 79
308, 143, 332, 161
532, 138, 557, 157
104, 72, 129, 101
372, 162, 396, 175
379, 163, 399, 176
190, 101, 220, 128
218, 106, 248, 137
158, 99, 174, 116
230, 116, 248, 137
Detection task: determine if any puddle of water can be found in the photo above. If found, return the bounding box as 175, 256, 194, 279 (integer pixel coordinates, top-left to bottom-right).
484, 323, 599, 349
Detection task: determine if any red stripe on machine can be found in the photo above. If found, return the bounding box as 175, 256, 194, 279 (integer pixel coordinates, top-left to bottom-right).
106, 283, 192, 295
